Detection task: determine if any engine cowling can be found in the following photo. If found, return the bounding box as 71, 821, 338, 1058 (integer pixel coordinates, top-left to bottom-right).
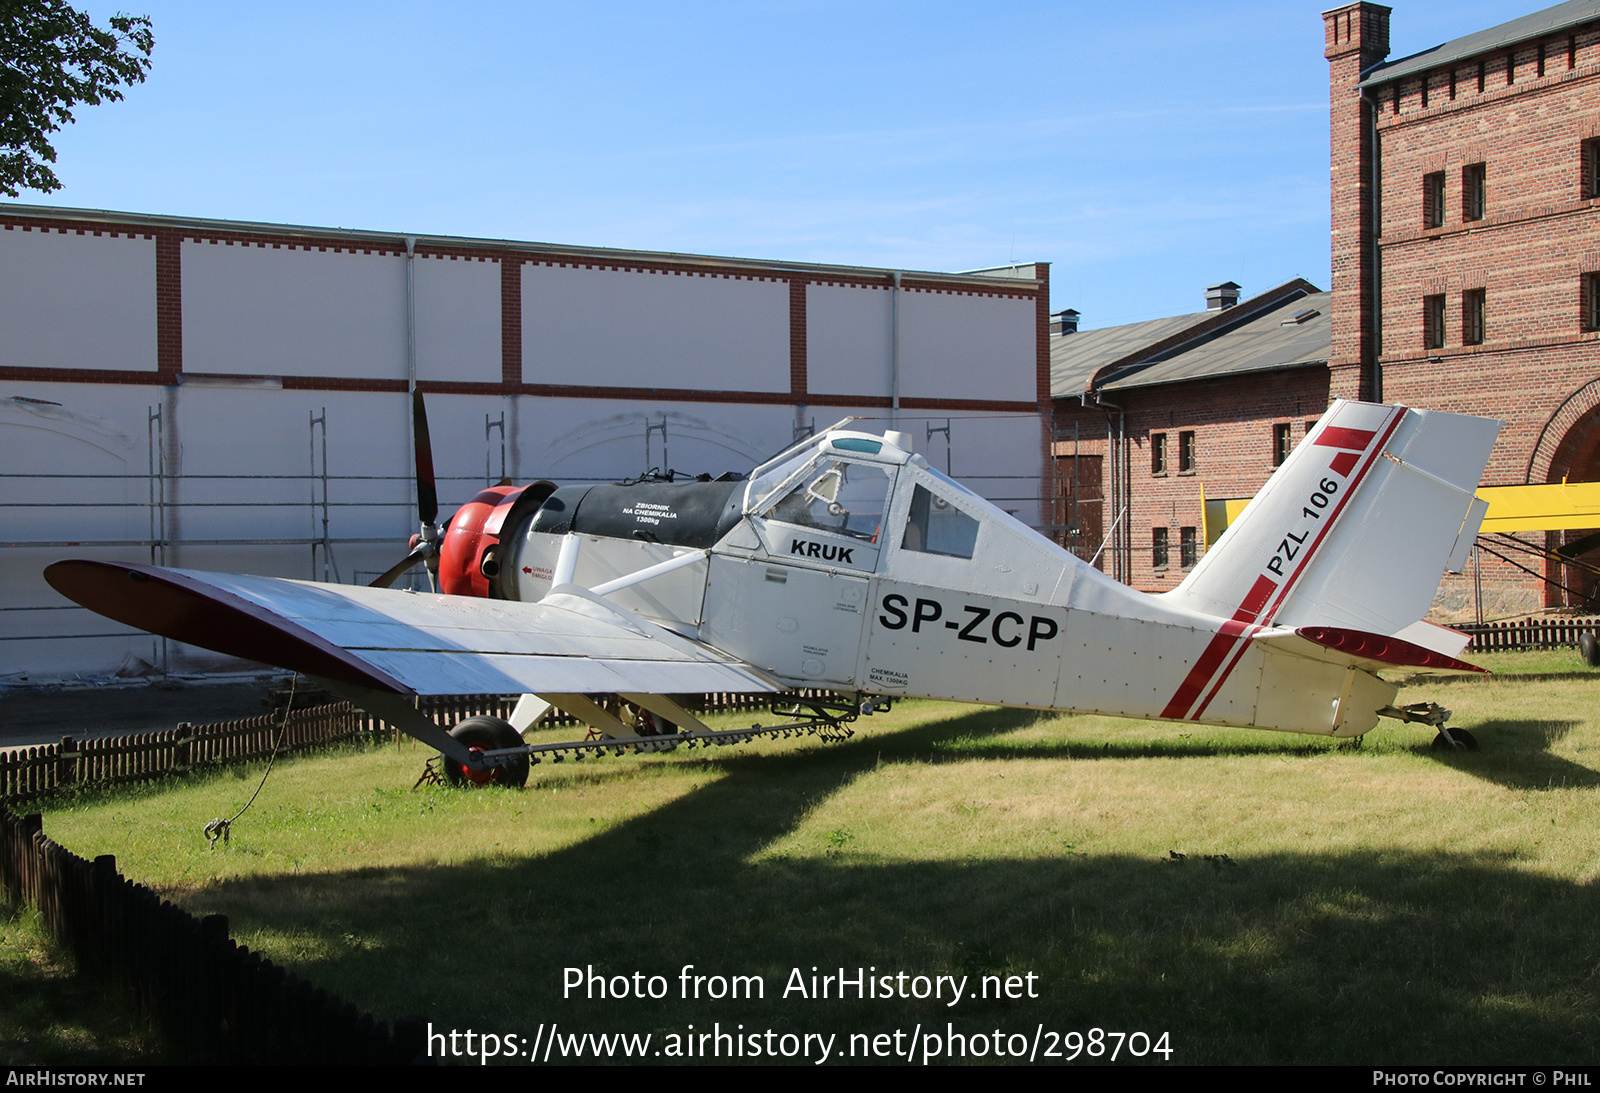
438, 480, 557, 597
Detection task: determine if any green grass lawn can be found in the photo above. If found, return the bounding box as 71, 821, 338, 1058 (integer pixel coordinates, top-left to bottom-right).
20, 649, 1600, 1065
0, 905, 162, 1065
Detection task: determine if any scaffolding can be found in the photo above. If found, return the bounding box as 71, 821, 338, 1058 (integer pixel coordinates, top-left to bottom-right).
2, 407, 507, 670
5, 408, 1056, 676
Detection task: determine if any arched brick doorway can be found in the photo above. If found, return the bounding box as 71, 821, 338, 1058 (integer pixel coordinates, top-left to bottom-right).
1535, 388, 1600, 609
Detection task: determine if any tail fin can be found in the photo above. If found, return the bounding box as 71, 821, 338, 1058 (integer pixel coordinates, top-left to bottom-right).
1165, 399, 1500, 639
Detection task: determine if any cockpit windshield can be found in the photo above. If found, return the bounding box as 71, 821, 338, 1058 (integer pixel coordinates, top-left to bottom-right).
763, 459, 894, 541
746, 448, 818, 514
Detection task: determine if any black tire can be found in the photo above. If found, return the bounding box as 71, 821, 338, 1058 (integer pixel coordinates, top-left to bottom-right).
441, 716, 529, 788
1581, 632, 1600, 667
1430, 727, 1479, 752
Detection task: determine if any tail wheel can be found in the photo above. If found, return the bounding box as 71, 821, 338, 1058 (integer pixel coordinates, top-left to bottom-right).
1430, 727, 1479, 752
441, 716, 530, 788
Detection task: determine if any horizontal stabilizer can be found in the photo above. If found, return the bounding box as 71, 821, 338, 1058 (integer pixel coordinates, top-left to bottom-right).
1291, 625, 1486, 674
1392, 619, 1472, 658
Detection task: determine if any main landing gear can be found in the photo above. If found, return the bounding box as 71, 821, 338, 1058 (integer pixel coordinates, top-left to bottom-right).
440, 716, 531, 788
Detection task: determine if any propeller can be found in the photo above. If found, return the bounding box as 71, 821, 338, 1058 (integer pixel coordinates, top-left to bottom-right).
370, 389, 445, 590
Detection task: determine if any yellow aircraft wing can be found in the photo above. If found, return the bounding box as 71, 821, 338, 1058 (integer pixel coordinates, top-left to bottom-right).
1475, 481, 1600, 533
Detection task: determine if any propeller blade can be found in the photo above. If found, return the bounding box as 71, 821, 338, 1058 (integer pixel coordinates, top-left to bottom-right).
369, 540, 430, 589
412, 388, 438, 526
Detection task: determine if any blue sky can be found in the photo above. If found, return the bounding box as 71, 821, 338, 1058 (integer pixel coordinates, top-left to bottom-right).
19, 0, 1548, 328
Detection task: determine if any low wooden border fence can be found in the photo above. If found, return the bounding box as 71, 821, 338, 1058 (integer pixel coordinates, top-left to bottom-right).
1, 690, 804, 803
1, 701, 371, 803
1457, 616, 1600, 653
1, 807, 425, 1063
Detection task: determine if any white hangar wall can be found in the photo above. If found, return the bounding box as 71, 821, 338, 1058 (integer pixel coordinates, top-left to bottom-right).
0, 227, 157, 373
521, 263, 791, 392
0, 207, 1049, 680
182, 242, 408, 379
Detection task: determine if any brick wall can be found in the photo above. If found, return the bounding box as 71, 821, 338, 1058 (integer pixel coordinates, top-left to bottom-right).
1325, 2, 1391, 402
1332, 1, 1600, 614
1053, 367, 1331, 591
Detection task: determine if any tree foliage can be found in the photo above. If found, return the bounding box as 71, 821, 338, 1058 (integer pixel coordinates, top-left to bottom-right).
0, 2, 153, 197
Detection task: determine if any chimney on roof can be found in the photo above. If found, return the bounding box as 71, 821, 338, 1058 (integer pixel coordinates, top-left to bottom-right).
1051, 309, 1080, 335
1205, 281, 1241, 310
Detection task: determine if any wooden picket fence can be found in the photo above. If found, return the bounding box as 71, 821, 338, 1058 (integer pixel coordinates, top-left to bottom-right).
0, 807, 427, 1063
1456, 615, 1600, 653
0, 701, 373, 803
1, 690, 801, 804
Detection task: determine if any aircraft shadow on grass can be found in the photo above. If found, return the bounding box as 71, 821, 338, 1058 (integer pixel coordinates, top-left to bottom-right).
176, 706, 1600, 1066
1421, 717, 1597, 790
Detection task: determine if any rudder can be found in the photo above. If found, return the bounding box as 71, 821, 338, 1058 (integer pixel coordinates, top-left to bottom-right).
1164, 399, 1500, 641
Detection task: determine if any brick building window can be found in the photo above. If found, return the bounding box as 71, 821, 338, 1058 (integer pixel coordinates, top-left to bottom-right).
1178, 431, 1196, 474
1151, 432, 1168, 475
1424, 294, 1446, 349
1584, 272, 1600, 332
1462, 163, 1486, 221
1584, 138, 1600, 199
1463, 288, 1486, 345
1272, 423, 1293, 466
1180, 526, 1198, 569
1152, 527, 1169, 571
1423, 172, 1445, 228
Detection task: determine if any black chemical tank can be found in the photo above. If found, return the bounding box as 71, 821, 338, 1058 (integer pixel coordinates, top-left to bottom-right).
529, 476, 745, 550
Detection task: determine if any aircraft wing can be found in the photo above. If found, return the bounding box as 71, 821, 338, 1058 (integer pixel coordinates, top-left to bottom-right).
44, 560, 783, 697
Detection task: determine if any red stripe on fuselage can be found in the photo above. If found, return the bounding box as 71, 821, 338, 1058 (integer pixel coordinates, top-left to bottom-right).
1158, 575, 1277, 720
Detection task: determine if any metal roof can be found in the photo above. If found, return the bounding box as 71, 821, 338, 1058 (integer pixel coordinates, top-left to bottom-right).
0, 202, 1039, 291
1050, 279, 1324, 400
1100, 292, 1331, 392
1050, 311, 1214, 398
1358, 0, 1600, 88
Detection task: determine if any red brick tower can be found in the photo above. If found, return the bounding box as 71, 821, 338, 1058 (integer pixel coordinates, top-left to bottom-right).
1324, 3, 1391, 401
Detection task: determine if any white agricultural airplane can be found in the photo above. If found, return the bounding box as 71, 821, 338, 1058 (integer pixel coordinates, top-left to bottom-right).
45, 397, 1501, 785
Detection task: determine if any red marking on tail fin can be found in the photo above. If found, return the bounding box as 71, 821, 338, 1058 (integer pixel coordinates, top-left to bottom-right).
1236, 574, 1277, 619
1329, 450, 1360, 476
1314, 426, 1377, 450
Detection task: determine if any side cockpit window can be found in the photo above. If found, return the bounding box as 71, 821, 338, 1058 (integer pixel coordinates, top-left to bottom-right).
764, 460, 893, 542
901, 484, 979, 559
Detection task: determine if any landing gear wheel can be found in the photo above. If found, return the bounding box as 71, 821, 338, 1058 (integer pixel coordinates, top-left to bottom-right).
440, 716, 529, 788
1582, 631, 1600, 668
1430, 726, 1479, 752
